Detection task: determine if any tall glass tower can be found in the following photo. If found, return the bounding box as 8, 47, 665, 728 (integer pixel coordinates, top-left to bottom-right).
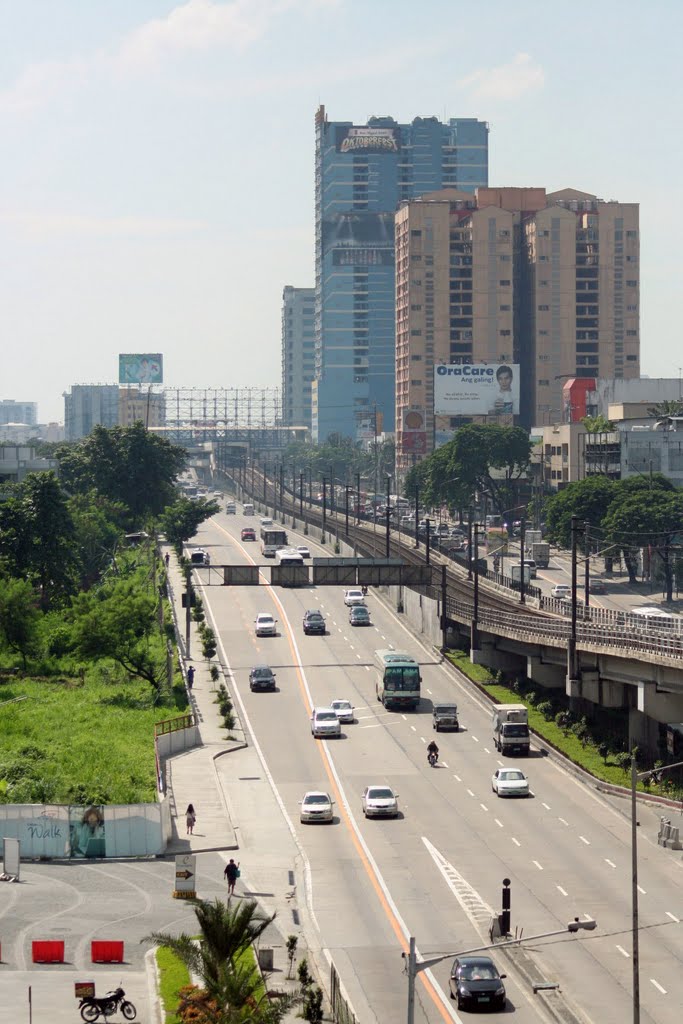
313, 106, 489, 442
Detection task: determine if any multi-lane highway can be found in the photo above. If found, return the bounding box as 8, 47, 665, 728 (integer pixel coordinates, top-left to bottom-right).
191, 505, 683, 1024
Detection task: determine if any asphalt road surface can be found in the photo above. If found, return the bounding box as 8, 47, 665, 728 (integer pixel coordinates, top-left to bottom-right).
190, 508, 683, 1024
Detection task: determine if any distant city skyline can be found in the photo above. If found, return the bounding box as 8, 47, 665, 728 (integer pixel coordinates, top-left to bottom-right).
2, 0, 682, 422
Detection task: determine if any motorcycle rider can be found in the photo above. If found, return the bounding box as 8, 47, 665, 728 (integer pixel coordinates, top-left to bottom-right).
427, 739, 439, 764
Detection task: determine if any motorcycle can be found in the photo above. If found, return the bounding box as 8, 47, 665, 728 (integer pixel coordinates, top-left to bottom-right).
79, 987, 137, 1022
427, 749, 438, 767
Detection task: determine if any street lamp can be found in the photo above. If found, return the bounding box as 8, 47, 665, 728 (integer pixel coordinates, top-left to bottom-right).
630, 757, 683, 1024
404, 919, 597, 1024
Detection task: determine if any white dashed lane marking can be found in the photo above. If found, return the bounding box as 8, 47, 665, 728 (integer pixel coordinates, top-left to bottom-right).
532, 860, 543, 871
467, 789, 475, 797
494, 818, 503, 828
557, 886, 568, 896
542, 802, 551, 810
616, 945, 630, 958
666, 911, 680, 923
605, 859, 616, 868
650, 979, 667, 995
453, 774, 462, 783
512, 837, 521, 847
559, 817, 569, 826
579, 836, 590, 845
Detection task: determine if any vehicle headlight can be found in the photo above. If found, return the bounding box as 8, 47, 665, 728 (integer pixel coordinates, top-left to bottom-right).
494, 985, 505, 995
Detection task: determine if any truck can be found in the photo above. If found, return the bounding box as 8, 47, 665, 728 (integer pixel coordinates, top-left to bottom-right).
510, 564, 532, 589
524, 530, 543, 552
530, 541, 550, 569
492, 704, 530, 756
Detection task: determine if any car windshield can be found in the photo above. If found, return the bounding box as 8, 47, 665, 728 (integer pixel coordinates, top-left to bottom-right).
458, 963, 498, 981
253, 668, 272, 677
304, 795, 329, 805
499, 771, 525, 781
332, 701, 351, 710
505, 724, 528, 736
306, 612, 323, 620
317, 712, 337, 721
352, 608, 368, 617
435, 705, 457, 714
258, 616, 273, 624
368, 788, 394, 799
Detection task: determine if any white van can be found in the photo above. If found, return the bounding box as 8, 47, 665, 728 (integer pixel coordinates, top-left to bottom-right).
243, 503, 254, 515
225, 501, 237, 514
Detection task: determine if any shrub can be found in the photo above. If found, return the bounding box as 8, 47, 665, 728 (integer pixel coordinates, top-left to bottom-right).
209, 664, 220, 682
536, 701, 554, 721
223, 711, 235, 731
570, 718, 589, 746
555, 710, 572, 733
302, 986, 324, 1023
615, 751, 632, 774
525, 691, 537, 706
201, 628, 217, 661
598, 742, 609, 763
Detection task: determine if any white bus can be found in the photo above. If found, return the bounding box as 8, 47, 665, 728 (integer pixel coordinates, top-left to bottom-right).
275, 548, 305, 568
374, 649, 421, 710
261, 526, 288, 557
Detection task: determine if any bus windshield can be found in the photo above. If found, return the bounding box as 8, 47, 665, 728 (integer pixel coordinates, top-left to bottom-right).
385, 666, 420, 691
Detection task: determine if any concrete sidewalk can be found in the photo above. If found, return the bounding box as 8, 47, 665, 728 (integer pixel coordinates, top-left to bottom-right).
160, 547, 305, 1021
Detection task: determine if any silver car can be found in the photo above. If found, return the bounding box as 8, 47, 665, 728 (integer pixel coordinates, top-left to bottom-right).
362, 785, 399, 819
491, 768, 530, 797
331, 699, 354, 724
254, 613, 277, 637
310, 708, 342, 738
299, 791, 334, 824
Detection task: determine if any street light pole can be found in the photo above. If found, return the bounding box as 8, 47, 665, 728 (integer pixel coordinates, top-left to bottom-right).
405, 920, 597, 1024
386, 475, 391, 559
321, 477, 327, 545
630, 756, 683, 1024
425, 518, 431, 566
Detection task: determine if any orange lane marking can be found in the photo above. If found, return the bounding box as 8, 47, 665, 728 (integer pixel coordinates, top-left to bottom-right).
211, 520, 452, 1021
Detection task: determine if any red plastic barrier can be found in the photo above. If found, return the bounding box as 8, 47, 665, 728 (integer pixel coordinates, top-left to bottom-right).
32, 940, 65, 963
91, 940, 124, 963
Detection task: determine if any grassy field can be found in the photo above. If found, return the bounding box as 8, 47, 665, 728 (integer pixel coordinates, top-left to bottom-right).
0, 671, 188, 805
156, 945, 190, 1024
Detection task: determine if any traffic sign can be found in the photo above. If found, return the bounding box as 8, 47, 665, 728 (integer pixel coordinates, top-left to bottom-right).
173, 854, 197, 899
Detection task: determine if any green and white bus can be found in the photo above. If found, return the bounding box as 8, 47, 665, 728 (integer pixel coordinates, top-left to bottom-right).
374, 649, 422, 710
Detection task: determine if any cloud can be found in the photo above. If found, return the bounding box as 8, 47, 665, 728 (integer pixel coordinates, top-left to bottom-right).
0, 210, 205, 240
0, 0, 340, 111
459, 53, 544, 101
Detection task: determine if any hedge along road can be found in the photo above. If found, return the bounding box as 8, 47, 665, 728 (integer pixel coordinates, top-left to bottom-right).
193, 514, 562, 1024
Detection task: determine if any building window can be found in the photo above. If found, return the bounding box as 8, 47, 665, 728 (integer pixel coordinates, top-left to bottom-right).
499, 279, 511, 286
538, 379, 550, 386
538, 304, 549, 311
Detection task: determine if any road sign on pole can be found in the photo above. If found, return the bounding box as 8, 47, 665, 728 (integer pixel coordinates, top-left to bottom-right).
173, 853, 196, 899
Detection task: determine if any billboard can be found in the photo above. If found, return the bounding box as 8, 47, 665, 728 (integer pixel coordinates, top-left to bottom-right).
434, 363, 520, 416
322, 212, 395, 250
336, 126, 400, 154
401, 409, 427, 455
119, 353, 163, 385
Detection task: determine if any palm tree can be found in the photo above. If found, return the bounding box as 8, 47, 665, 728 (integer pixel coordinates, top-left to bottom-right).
146, 898, 298, 1023
647, 399, 683, 429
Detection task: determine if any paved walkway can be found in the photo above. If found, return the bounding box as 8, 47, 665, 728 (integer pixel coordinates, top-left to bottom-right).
159, 547, 304, 1022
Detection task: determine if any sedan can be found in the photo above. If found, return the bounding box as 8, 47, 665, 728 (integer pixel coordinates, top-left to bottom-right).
331, 699, 354, 724
344, 588, 366, 606
241, 527, 256, 541
551, 584, 572, 599
249, 665, 276, 692
303, 610, 326, 635
255, 613, 277, 637
362, 785, 399, 819
299, 791, 334, 824
589, 579, 607, 594
491, 768, 530, 797
449, 956, 506, 1011
296, 545, 311, 559
349, 605, 371, 626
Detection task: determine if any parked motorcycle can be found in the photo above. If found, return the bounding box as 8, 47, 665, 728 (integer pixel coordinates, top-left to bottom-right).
79, 987, 137, 1022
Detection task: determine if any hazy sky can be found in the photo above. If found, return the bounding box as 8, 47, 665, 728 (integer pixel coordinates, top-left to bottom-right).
2, 0, 682, 422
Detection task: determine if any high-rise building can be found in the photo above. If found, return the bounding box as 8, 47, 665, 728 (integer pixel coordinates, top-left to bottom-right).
395, 187, 640, 479
0, 399, 38, 425
313, 106, 489, 442
118, 387, 165, 431
281, 286, 316, 429
64, 385, 120, 440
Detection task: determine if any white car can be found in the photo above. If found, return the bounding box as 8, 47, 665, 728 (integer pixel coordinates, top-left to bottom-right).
296, 545, 311, 559
190, 547, 210, 566
260, 517, 273, 527
254, 613, 277, 637
491, 768, 530, 797
362, 785, 399, 819
344, 588, 366, 607
551, 584, 572, 599
331, 699, 354, 724
299, 791, 334, 824
310, 707, 342, 738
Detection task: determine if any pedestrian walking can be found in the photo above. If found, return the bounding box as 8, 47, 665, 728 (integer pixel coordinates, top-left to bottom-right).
224, 858, 240, 896
165, 552, 170, 568
187, 665, 195, 690
185, 804, 196, 835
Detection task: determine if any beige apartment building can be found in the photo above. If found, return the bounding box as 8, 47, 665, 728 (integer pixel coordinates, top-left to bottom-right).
395, 187, 639, 481
118, 387, 165, 430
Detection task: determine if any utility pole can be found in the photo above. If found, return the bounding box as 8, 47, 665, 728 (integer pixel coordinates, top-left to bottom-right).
356, 471, 361, 524
584, 520, 591, 608
519, 517, 526, 605
425, 518, 431, 566
414, 485, 420, 549
385, 475, 391, 559
467, 510, 473, 581
568, 515, 579, 696
472, 523, 480, 652
441, 564, 448, 651
345, 485, 350, 537
321, 477, 327, 545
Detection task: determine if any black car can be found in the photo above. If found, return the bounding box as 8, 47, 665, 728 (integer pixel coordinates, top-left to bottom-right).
249, 665, 276, 692
303, 610, 326, 635
449, 956, 506, 1011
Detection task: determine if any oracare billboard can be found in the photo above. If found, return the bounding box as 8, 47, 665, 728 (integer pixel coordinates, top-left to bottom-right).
434, 363, 520, 416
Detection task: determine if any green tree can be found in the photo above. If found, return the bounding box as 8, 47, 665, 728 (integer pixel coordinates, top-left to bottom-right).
56, 422, 187, 524
0, 472, 78, 609
0, 577, 40, 669
147, 898, 298, 1023
602, 489, 683, 597
159, 496, 220, 552
543, 476, 617, 549
647, 399, 683, 426
71, 578, 164, 689
68, 490, 126, 590
581, 414, 614, 433
417, 425, 532, 514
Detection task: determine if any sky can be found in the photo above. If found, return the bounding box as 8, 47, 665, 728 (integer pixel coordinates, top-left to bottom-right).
2, 0, 682, 423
